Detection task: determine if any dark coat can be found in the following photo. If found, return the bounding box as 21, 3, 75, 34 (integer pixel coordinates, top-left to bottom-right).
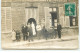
57, 24, 62, 31
22, 26, 28, 34
42, 27, 49, 39
57, 24, 62, 38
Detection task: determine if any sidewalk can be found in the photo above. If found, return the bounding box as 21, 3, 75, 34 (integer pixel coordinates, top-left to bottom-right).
2, 35, 78, 48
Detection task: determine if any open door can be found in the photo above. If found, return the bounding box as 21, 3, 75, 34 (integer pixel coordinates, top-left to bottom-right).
27, 18, 37, 36
50, 7, 58, 27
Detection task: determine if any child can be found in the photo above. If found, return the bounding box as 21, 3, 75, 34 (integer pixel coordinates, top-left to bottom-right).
11, 29, 16, 42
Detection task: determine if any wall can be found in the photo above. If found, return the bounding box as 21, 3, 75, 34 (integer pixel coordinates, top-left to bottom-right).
1, 0, 79, 36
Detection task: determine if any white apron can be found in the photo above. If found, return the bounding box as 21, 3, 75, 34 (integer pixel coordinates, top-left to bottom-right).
32, 23, 36, 36
12, 31, 16, 40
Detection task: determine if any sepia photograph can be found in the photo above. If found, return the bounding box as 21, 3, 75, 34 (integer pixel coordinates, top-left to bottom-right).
1, 0, 79, 50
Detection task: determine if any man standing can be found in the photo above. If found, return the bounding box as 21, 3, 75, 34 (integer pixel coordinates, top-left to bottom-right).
57, 23, 62, 39
36, 24, 42, 40
42, 26, 49, 40
48, 26, 55, 39
22, 25, 28, 41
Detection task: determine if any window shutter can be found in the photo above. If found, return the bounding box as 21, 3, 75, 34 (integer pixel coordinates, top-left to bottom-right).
44, 7, 51, 30
6, 7, 12, 32
59, 7, 65, 27
1, 7, 12, 33
1, 7, 6, 32
65, 16, 70, 27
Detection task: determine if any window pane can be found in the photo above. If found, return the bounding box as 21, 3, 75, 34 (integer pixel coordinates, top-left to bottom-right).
73, 22, 75, 26
54, 22, 57, 27
54, 19, 57, 22
53, 8, 56, 12
73, 18, 75, 22
49, 8, 52, 12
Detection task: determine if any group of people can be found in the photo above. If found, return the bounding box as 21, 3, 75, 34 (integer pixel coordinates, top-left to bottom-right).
11, 30, 21, 42
22, 22, 35, 42
11, 22, 37, 42
38, 23, 62, 40
11, 22, 62, 42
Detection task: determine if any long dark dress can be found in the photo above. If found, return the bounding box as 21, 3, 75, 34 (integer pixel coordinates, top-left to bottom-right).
28, 26, 33, 42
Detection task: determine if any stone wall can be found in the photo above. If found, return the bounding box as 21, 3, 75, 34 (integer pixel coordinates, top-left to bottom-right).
1, 0, 79, 35
62, 27, 79, 36
11, 2, 25, 31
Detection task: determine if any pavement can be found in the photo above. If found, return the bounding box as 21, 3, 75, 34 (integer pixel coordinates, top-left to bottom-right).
1, 35, 79, 49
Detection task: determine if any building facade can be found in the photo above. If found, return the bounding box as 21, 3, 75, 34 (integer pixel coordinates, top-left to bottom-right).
1, 0, 79, 35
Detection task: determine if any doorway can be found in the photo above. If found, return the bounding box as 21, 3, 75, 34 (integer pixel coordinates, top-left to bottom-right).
50, 7, 58, 27
27, 18, 37, 36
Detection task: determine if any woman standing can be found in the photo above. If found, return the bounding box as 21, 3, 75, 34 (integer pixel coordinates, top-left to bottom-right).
11, 29, 16, 42
31, 22, 36, 36
27, 23, 33, 42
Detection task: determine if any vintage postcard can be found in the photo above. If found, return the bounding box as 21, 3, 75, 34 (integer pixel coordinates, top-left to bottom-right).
1, 0, 79, 50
